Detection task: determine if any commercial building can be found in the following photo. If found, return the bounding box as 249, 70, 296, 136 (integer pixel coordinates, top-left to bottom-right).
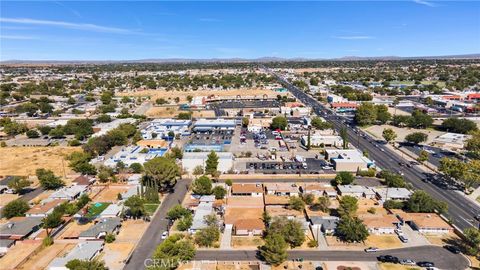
182, 152, 233, 173
394, 211, 453, 234
432, 132, 471, 150
141, 119, 192, 139
48, 241, 104, 270
325, 149, 373, 172
301, 134, 343, 148
330, 102, 358, 112
192, 119, 236, 133
103, 145, 167, 167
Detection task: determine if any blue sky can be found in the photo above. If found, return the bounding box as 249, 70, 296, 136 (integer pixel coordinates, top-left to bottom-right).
1, 1, 479, 60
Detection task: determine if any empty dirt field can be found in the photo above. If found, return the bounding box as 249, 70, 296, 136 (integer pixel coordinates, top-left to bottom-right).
119, 88, 280, 103
0, 240, 42, 270
19, 243, 75, 270
0, 147, 81, 177
90, 185, 131, 203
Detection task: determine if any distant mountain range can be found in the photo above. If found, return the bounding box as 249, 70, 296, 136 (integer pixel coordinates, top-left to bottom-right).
1, 53, 479, 65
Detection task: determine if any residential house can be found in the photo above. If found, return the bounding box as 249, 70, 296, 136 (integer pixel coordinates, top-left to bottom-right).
373, 188, 412, 202
49, 185, 87, 201
78, 217, 122, 240
0, 217, 43, 240
310, 216, 339, 236
361, 215, 399, 234
233, 219, 265, 236
48, 241, 104, 270
395, 212, 453, 234
230, 183, 263, 197
99, 204, 123, 219
72, 175, 95, 186
300, 183, 337, 198
26, 199, 66, 217
337, 185, 375, 199
264, 183, 299, 196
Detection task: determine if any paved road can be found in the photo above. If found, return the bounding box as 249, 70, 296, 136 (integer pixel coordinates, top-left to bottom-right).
195, 245, 469, 270
269, 69, 480, 230
124, 178, 192, 270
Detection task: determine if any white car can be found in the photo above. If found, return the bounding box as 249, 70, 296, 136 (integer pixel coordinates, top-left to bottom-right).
400, 259, 416, 265
161, 231, 168, 240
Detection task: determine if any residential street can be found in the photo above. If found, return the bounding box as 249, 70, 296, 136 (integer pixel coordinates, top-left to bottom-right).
195, 245, 469, 270
123, 178, 192, 270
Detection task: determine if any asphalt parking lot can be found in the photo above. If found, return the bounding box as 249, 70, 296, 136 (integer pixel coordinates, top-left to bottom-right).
246, 158, 333, 174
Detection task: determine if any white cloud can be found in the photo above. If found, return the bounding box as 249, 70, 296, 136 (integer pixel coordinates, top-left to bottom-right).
0, 17, 135, 34
413, 0, 436, 7
334, 36, 374, 40
0, 35, 38, 40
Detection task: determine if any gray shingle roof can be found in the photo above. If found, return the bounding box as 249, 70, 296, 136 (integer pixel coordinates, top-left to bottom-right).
79, 217, 121, 238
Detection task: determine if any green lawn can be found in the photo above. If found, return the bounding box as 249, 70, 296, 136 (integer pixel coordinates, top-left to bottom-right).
144, 203, 160, 216
85, 202, 111, 218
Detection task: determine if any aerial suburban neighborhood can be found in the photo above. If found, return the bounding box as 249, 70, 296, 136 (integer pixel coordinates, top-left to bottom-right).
1, 1, 480, 270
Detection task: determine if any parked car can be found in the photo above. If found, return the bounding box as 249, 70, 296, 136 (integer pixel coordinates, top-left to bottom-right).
377, 255, 399, 264
400, 259, 416, 265
417, 261, 435, 267
364, 247, 379, 253
474, 214, 480, 221
399, 235, 409, 243
444, 245, 461, 254
161, 231, 168, 239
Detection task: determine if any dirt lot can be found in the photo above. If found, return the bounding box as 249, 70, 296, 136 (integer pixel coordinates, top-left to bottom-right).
224, 208, 263, 224
364, 125, 444, 144
272, 261, 317, 270
90, 185, 131, 203
59, 221, 93, 239
365, 235, 402, 249
231, 236, 264, 249
0, 194, 19, 207
145, 106, 216, 118
0, 240, 42, 270
19, 243, 75, 270
379, 263, 420, 270
103, 243, 134, 270
357, 199, 388, 215
0, 147, 81, 178
116, 219, 149, 242
119, 88, 280, 103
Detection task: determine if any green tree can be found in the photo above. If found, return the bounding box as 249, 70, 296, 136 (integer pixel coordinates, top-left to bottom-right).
195, 225, 220, 247
151, 234, 196, 270
340, 127, 349, 149
302, 193, 315, 205
338, 196, 358, 217
225, 179, 233, 186
336, 217, 369, 243
333, 171, 355, 186
417, 150, 429, 164
268, 217, 305, 248
463, 227, 480, 256
407, 110, 433, 129
212, 186, 227, 199
439, 158, 480, 191
355, 103, 377, 126
191, 175, 213, 195
311, 116, 333, 130
167, 204, 191, 220
7, 177, 31, 194
259, 233, 288, 266
192, 165, 204, 176
405, 190, 448, 214
382, 128, 397, 143
105, 233, 116, 243
96, 114, 112, 123
2, 199, 29, 219
440, 118, 477, 134
270, 116, 288, 130
313, 196, 331, 213
242, 117, 249, 127
26, 129, 40, 138
288, 196, 306, 211
43, 211, 63, 236
205, 151, 219, 175
375, 105, 392, 124
143, 157, 180, 189
36, 168, 65, 190
124, 195, 146, 218
380, 171, 406, 188
129, 162, 144, 173
65, 259, 107, 270
405, 132, 428, 145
